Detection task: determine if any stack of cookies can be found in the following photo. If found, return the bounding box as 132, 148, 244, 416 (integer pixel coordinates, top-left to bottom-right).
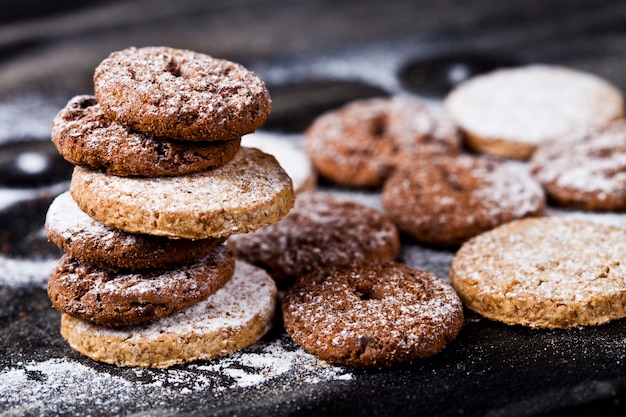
45, 46, 295, 368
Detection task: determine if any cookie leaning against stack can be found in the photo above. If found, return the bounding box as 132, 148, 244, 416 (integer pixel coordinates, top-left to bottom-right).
46, 46, 295, 368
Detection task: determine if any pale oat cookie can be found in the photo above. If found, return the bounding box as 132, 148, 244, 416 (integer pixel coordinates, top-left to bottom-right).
530, 121, 626, 211
444, 65, 625, 160
282, 262, 464, 367
70, 147, 295, 239
60, 261, 277, 368
227, 191, 399, 286
94, 46, 271, 141
304, 96, 461, 188
49, 245, 235, 327
242, 131, 316, 194
382, 154, 546, 247
51, 95, 241, 177
450, 216, 626, 329
46, 192, 225, 271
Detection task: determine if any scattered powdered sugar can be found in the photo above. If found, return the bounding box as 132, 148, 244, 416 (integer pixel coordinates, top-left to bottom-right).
0, 256, 58, 288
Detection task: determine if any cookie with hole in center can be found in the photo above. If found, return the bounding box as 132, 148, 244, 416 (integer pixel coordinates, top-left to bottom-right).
69, 147, 295, 240
60, 261, 277, 368
382, 154, 546, 247
94, 46, 271, 141
282, 262, 464, 368
48, 245, 235, 327
52, 95, 241, 177
450, 216, 626, 328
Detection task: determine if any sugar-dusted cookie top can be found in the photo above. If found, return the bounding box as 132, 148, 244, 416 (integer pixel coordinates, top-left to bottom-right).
70, 147, 295, 239
94, 46, 271, 141
444, 65, 625, 159
52, 95, 241, 176
60, 261, 277, 368
530, 121, 626, 211
450, 216, 626, 328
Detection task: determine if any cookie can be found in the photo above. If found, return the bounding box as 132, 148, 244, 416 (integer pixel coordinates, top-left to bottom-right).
304, 96, 461, 188
382, 154, 546, 247
48, 245, 235, 327
45, 191, 225, 271
444, 65, 625, 160
69, 147, 295, 240
60, 261, 277, 368
450, 217, 626, 329
530, 121, 626, 211
282, 262, 464, 367
242, 131, 316, 194
94, 46, 271, 141
227, 192, 399, 286
51, 95, 241, 177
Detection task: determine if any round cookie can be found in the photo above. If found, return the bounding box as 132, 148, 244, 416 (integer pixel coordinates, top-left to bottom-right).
227, 192, 399, 286
450, 217, 626, 329
48, 245, 235, 327
242, 131, 316, 194
52, 95, 241, 177
530, 121, 626, 211
45, 191, 226, 271
69, 147, 295, 240
444, 65, 625, 160
304, 96, 461, 188
282, 262, 464, 368
382, 154, 546, 247
94, 46, 271, 141
60, 261, 277, 368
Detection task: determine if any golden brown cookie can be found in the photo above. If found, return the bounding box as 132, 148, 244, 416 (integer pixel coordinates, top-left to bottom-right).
227, 191, 399, 286
45, 192, 226, 271
94, 46, 272, 141
60, 261, 277, 368
282, 262, 464, 368
69, 147, 295, 240
450, 216, 626, 329
51, 95, 241, 177
530, 121, 626, 211
444, 65, 625, 160
382, 154, 546, 247
48, 245, 235, 327
304, 96, 461, 188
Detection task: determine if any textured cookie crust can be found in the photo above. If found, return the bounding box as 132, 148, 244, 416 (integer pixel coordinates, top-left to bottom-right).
382, 154, 546, 247
46, 192, 225, 271
94, 46, 271, 141
444, 65, 625, 160
227, 191, 399, 286
52, 95, 241, 176
60, 261, 277, 368
48, 245, 235, 327
304, 97, 460, 188
450, 217, 626, 329
282, 262, 464, 368
242, 131, 316, 194
70, 147, 295, 239
530, 121, 626, 211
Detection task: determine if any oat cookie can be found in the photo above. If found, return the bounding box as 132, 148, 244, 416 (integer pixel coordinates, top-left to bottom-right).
48, 245, 235, 327
45, 192, 225, 271
304, 96, 461, 188
450, 217, 626, 328
60, 261, 277, 368
444, 65, 625, 160
530, 121, 626, 211
51, 95, 241, 176
242, 131, 316, 194
70, 147, 295, 239
227, 192, 399, 286
282, 262, 464, 367
382, 154, 545, 247
94, 46, 271, 141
